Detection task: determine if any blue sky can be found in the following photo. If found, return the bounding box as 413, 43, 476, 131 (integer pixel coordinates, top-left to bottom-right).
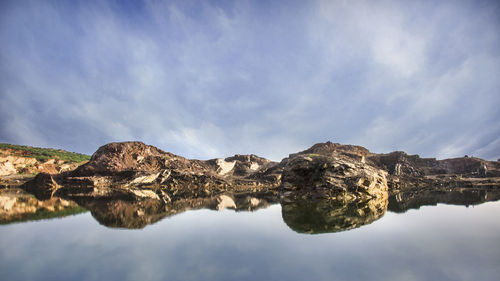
1, 0, 499, 161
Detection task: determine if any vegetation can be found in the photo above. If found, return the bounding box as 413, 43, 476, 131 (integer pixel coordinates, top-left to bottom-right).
0, 143, 90, 163
307, 153, 320, 158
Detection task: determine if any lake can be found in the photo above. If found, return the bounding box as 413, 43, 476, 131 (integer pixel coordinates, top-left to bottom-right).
1, 192, 500, 281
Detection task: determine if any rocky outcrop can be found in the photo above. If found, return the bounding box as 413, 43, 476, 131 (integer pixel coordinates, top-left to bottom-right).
368, 151, 500, 178
0, 152, 83, 177
282, 153, 388, 200
2, 140, 498, 232
15, 141, 499, 211
21, 142, 282, 204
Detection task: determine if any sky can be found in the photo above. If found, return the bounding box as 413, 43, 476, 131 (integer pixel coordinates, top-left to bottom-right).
1, 0, 499, 161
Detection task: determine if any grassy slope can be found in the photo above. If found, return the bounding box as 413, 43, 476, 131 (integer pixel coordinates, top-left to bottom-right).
0, 143, 91, 163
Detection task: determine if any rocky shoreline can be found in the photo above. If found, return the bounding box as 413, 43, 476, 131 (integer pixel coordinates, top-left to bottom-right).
1, 141, 499, 231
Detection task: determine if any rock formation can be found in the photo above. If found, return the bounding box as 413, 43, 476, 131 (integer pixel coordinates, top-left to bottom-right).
281, 149, 388, 201
16, 141, 499, 206
20, 142, 282, 205
1, 140, 499, 231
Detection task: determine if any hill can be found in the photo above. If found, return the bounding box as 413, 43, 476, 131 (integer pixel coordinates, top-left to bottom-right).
0, 143, 90, 185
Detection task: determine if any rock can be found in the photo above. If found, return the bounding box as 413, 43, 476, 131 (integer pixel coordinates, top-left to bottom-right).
74, 141, 172, 176
282, 153, 388, 200
214, 158, 236, 175
0, 161, 16, 176
129, 172, 161, 185
43, 159, 56, 165
15, 140, 500, 208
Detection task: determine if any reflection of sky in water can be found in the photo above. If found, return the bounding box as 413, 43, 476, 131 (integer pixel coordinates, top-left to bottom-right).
1, 202, 500, 281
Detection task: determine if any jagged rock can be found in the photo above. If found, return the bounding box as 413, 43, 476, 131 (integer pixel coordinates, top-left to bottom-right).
0, 161, 16, 176
368, 151, 500, 178
214, 158, 236, 175
20, 142, 282, 203
74, 141, 173, 175
15, 141, 500, 206
282, 152, 388, 200
0, 153, 81, 177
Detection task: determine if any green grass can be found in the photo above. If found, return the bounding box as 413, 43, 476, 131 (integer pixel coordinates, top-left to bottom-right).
307, 153, 321, 158
0, 143, 91, 163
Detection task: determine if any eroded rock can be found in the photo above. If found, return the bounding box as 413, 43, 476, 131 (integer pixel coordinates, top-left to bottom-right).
15, 141, 500, 209
282, 153, 388, 200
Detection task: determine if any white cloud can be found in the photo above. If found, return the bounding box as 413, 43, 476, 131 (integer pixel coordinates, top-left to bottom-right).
1, 0, 499, 160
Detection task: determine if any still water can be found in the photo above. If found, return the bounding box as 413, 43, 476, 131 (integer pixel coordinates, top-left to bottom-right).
1, 194, 500, 281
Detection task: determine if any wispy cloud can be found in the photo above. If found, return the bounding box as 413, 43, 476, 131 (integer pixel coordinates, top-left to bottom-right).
0, 0, 499, 160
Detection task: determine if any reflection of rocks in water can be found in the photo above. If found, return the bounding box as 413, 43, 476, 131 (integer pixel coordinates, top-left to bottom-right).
0, 188, 86, 224
75, 192, 279, 229
75, 198, 166, 229
281, 197, 387, 234
388, 188, 500, 213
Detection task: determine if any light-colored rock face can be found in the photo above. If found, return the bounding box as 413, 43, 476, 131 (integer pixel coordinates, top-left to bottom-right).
0, 156, 40, 176
249, 163, 260, 171
0, 161, 17, 176
0, 153, 81, 177
129, 172, 161, 185
215, 158, 236, 175
282, 154, 388, 200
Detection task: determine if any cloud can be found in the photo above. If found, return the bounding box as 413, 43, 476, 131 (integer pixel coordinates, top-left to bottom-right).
0, 0, 499, 160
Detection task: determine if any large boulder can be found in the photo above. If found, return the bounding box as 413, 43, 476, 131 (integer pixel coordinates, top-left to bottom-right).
74, 141, 173, 176
282, 153, 388, 200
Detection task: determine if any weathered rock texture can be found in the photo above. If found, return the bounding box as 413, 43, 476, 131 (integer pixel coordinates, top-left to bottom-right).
22, 142, 282, 204
0, 151, 82, 177
281, 152, 388, 201
17, 141, 500, 206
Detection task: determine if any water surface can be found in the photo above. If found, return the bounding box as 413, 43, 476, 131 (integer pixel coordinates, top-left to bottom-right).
1, 192, 499, 281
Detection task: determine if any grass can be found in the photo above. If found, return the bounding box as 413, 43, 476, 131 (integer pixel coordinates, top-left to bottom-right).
0, 143, 91, 163
307, 153, 321, 158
